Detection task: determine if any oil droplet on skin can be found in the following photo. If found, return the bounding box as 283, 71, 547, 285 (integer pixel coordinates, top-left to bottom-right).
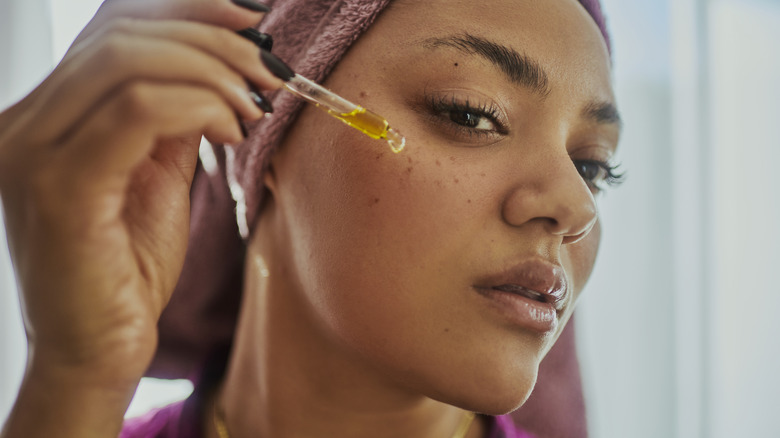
326, 106, 406, 153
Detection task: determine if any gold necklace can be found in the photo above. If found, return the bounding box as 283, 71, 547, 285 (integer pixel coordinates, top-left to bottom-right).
213, 404, 475, 438
451, 411, 477, 438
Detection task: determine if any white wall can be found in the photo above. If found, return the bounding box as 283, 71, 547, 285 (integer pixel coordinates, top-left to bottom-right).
709, 2, 780, 437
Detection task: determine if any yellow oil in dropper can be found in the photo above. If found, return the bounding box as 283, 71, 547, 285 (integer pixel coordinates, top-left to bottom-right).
328, 106, 385, 138
283, 74, 406, 153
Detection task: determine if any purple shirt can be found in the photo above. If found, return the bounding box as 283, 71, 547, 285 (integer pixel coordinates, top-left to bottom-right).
121, 396, 535, 438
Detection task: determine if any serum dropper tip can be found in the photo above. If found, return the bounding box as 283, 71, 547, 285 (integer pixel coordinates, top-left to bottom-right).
385, 127, 406, 153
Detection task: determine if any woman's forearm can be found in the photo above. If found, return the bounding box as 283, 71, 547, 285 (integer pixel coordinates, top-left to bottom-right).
1, 359, 138, 438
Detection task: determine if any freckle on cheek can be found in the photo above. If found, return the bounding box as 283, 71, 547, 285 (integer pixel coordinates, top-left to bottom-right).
436, 160, 441, 166
454, 178, 459, 184
406, 167, 413, 174
360, 90, 368, 98
467, 199, 472, 204
376, 152, 385, 160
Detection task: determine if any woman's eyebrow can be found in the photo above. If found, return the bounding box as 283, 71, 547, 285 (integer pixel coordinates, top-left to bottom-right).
583, 101, 623, 129
422, 33, 551, 97
422, 33, 622, 129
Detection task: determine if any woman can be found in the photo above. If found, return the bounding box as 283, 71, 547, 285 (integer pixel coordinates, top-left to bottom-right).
0, 0, 621, 437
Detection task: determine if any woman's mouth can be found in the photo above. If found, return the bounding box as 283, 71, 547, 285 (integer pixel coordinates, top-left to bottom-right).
491, 284, 550, 303
473, 260, 567, 334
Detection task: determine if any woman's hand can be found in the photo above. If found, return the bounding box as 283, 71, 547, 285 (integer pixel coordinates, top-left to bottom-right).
0, 0, 278, 435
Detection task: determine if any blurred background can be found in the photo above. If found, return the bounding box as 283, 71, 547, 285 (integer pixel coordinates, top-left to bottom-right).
1, 0, 779, 436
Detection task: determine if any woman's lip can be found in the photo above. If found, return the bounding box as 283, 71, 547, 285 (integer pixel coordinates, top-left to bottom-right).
474, 286, 559, 334
474, 259, 568, 311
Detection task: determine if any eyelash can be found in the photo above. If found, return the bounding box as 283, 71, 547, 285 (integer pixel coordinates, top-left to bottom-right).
573, 159, 626, 193
425, 94, 508, 139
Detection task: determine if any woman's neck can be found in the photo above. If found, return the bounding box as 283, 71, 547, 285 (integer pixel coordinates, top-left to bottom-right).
213, 245, 484, 438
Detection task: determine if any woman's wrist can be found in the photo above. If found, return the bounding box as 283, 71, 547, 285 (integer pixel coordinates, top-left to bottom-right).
1, 354, 140, 438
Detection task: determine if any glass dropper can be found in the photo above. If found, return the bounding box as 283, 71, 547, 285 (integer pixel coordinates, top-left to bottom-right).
283, 74, 406, 153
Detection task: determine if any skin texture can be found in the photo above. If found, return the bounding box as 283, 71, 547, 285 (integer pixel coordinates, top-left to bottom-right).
220, 0, 619, 437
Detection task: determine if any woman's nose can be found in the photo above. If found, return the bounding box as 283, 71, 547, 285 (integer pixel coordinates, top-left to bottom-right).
501, 154, 598, 245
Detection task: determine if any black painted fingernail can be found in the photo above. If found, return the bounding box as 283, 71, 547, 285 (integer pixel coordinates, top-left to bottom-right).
231, 0, 271, 13
237, 28, 273, 51
260, 50, 294, 81
249, 90, 274, 113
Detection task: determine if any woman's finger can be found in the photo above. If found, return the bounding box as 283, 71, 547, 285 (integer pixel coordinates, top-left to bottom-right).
55, 81, 243, 187
78, 18, 283, 93
22, 30, 265, 147
73, 0, 270, 48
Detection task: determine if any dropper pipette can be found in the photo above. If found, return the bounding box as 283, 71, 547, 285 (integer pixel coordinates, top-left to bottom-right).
245, 39, 406, 153
282, 74, 406, 153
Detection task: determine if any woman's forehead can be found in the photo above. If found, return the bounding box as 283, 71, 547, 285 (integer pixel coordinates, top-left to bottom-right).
385, 0, 609, 49
371, 0, 615, 106
385, 2, 606, 64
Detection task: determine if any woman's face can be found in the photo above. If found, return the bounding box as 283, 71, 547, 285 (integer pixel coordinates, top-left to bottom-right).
261, 0, 619, 414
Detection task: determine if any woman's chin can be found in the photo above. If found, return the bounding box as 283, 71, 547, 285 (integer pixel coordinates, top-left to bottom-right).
423, 364, 539, 416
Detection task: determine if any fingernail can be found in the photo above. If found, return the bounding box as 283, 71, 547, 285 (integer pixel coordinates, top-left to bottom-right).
237, 28, 273, 51
260, 50, 294, 81
249, 90, 274, 113
231, 0, 271, 13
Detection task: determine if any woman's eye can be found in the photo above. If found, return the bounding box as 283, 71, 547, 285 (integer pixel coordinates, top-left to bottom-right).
448, 109, 497, 131
573, 159, 625, 193
424, 93, 508, 141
